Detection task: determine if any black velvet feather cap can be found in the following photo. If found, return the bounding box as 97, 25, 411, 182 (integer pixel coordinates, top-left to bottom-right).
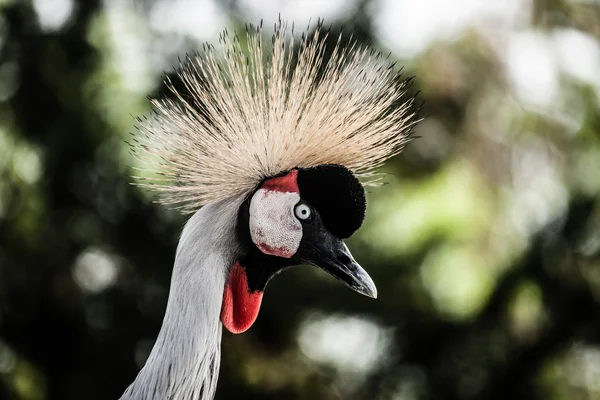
297, 165, 366, 239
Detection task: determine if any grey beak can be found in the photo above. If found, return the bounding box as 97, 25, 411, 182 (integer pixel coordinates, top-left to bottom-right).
334, 242, 378, 298
295, 226, 377, 299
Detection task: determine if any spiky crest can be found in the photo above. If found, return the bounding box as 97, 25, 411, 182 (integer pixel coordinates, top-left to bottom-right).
130, 20, 419, 213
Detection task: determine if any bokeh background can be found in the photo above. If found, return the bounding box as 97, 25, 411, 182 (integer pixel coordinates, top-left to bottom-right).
1, 0, 600, 399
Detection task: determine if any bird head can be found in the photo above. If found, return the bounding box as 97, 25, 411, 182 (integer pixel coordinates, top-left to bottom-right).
220, 165, 375, 333
248, 165, 371, 293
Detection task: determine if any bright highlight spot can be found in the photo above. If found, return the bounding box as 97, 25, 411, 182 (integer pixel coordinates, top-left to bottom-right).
507, 139, 568, 238
506, 31, 559, 107
32, 0, 75, 31
374, 0, 530, 58
0, 339, 16, 374
238, 0, 357, 29
565, 344, 600, 392
298, 313, 391, 374
420, 244, 494, 319
72, 248, 119, 293
150, 0, 225, 41
553, 28, 600, 86
508, 280, 545, 342
13, 146, 42, 185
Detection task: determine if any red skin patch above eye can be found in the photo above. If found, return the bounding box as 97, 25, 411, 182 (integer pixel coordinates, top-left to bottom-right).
221, 262, 263, 334
261, 169, 299, 193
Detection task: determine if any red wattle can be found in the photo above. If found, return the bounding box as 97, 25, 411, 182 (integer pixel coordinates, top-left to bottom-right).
221, 262, 263, 334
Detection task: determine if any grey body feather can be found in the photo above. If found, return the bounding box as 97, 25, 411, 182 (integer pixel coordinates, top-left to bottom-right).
121, 196, 243, 400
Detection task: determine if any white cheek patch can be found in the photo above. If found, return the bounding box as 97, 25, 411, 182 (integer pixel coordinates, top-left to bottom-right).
249, 189, 303, 258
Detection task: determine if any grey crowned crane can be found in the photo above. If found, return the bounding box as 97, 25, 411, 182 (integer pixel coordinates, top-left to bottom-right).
122, 20, 418, 400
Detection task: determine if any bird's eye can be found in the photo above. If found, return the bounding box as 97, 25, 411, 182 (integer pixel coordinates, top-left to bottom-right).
294, 202, 313, 222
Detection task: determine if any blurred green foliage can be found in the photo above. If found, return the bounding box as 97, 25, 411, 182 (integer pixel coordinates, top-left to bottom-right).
0, 0, 599, 399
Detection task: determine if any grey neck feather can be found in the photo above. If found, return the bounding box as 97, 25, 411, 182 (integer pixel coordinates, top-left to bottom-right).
121, 196, 243, 400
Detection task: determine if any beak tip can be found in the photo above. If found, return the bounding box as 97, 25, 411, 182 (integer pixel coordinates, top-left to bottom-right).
365, 276, 378, 299
358, 281, 377, 299
350, 266, 377, 299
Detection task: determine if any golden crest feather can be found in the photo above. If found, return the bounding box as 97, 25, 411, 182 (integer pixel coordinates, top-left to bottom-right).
130, 20, 419, 213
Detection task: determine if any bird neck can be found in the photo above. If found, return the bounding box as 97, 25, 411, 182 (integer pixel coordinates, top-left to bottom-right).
121, 197, 243, 400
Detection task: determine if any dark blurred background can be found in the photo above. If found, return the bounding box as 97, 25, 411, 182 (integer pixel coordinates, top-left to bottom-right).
1, 0, 600, 399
